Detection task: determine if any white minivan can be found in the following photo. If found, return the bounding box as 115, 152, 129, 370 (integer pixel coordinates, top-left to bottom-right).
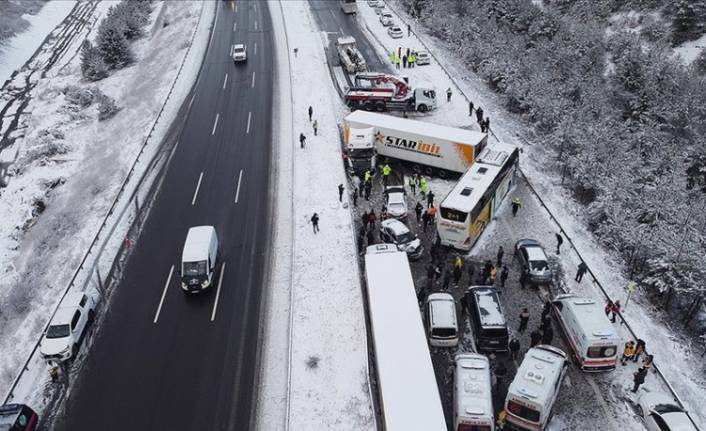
425, 293, 459, 347
181, 226, 219, 293
505, 345, 568, 431
552, 294, 620, 371
453, 353, 495, 431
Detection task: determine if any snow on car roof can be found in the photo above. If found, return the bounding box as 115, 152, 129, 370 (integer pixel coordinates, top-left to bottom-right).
182, 226, 215, 262
440, 142, 518, 213
428, 293, 456, 328
455, 354, 493, 418
470, 287, 506, 327
381, 218, 409, 235
234, 43, 245, 49
387, 192, 405, 205
525, 245, 547, 262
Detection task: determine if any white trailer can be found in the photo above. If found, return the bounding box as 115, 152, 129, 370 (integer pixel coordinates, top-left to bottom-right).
344, 110, 488, 177
364, 244, 447, 431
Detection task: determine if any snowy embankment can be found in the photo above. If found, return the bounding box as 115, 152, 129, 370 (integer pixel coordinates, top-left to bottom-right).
359, 1, 705, 426
0, 0, 215, 405
257, 1, 375, 430
0, 1, 76, 87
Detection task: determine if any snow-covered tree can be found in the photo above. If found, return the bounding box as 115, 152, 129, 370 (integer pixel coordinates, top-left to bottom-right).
96, 11, 134, 68
97, 94, 120, 121
670, 0, 706, 46
79, 40, 108, 81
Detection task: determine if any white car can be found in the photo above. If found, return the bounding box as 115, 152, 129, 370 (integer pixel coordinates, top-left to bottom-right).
40, 291, 97, 364
232, 43, 247, 63
367, 0, 380, 6
380, 218, 423, 260
373, 3, 385, 14
387, 25, 404, 39
384, 185, 407, 219
415, 50, 431, 65
379, 11, 394, 26
637, 393, 698, 431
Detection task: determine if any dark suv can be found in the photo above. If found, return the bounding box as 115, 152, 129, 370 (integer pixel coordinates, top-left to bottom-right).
0, 404, 38, 431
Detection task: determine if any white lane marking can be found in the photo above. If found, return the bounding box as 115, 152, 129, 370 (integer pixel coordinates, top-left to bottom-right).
254, 20, 258, 31
212, 113, 220, 135
234, 3, 238, 13
251, 71, 256, 88
191, 172, 203, 205
339, 27, 344, 34
254, 42, 257, 55
223, 73, 228, 89
246, 111, 251, 134
230, 44, 234, 56
153, 265, 174, 323
233, 22, 237, 32
235, 169, 243, 203
188, 94, 195, 109
230, 1, 234, 11
211, 261, 226, 321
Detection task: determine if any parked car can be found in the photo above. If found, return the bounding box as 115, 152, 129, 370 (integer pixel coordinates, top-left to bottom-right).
40, 291, 97, 364
387, 25, 404, 38
515, 239, 552, 285
0, 404, 38, 431
415, 50, 431, 65
367, 0, 380, 7
425, 293, 459, 347
463, 286, 509, 352
637, 393, 698, 431
380, 218, 423, 260
232, 43, 247, 63
384, 185, 407, 219
379, 11, 394, 26
372, 2, 385, 13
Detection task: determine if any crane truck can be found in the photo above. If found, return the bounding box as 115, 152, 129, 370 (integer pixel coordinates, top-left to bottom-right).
344, 72, 437, 113
336, 36, 367, 74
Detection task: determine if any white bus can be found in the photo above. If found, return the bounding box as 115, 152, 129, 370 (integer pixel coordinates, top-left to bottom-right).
341, 0, 357, 14
364, 244, 447, 430
437, 142, 519, 251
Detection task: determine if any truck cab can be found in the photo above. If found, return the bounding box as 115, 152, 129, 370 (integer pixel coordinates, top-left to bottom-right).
344, 126, 376, 175
412, 86, 437, 112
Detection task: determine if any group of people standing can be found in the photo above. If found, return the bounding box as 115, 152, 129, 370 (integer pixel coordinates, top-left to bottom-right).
390, 46, 418, 69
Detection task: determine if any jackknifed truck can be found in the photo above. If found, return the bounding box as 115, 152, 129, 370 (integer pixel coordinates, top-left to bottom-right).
343, 110, 488, 177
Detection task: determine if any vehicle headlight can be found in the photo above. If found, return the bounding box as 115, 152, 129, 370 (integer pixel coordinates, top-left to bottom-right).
201, 279, 209, 287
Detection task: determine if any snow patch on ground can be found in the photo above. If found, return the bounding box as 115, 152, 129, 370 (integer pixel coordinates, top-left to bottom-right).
258, 1, 375, 430
675, 32, 706, 64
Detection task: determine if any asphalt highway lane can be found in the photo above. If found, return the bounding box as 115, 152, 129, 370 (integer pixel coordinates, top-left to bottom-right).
53, 1, 274, 429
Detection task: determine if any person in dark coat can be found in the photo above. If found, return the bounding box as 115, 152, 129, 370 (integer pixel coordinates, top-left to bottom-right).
530, 329, 542, 347
352, 190, 358, 207
496, 246, 504, 267
427, 190, 435, 208
540, 314, 551, 332
484, 259, 493, 277
493, 361, 507, 392
453, 265, 463, 285
484, 118, 490, 133
511, 197, 521, 217
476, 107, 484, 124
633, 339, 646, 363
308, 105, 313, 121
299, 133, 306, 149
555, 232, 564, 254
467, 263, 475, 285
518, 308, 530, 332
338, 184, 344, 202
357, 234, 364, 253
541, 325, 554, 345
362, 213, 369, 231
415, 201, 424, 223
575, 261, 588, 282
417, 285, 427, 306
422, 210, 431, 232
469, 101, 474, 117
519, 270, 528, 289
442, 266, 452, 290
500, 266, 509, 288
631, 367, 648, 393
364, 181, 372, 201
366, 229, 375, 246
367, 210, 377, 229
402, 55, 408, 68
311, 213, 319, 233
541, 301, 552, 321
509, 338, 521, 360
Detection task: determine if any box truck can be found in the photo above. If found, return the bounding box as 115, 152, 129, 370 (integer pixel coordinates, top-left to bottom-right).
343, 110, 487, 178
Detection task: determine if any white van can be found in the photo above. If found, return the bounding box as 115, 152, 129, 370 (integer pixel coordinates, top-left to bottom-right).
453, 353, 494, 431
425, 293, 459, 347
505, 345, 568, 431
181, 226, 219, 292
552, 294, 619, 371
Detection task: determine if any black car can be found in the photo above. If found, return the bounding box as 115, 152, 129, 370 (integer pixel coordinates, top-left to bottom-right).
463, 286, 509, 352
514, 239, 553, 285
0, 404, 38, 431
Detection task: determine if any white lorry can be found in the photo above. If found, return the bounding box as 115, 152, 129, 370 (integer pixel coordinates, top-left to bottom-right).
343, 110, 488, 177
344, 72, 437, 113
336, 36, 367, 74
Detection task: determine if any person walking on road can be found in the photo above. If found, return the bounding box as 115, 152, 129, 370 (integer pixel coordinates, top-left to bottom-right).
530, 329, 542, 347
362, 212, 369, 231
310, 213, 319, 233
633, 339, 646, 363
367, 210, 377, 229
621, 341, 636, 365
453, 264, 463, 286
493, 360, 507, 392
496, 246, 504, 267
519, 308, 530, 332
500, 265, 509, 288
408, 175, 416, 195
575, 261, 588, 282
394, 55, 401, 70
541, 324, 554, 345
467, 263, 475, 285
631, 367, 648, 393
364, 181, 372, 201
313, 119, 318, 136
338, 184, 344, 202
509, 338, 520, 361
442, 266, 452, 290
511, 197, 521, 217
519, 270, 528, 289
308, 105, 313, 121
641, 354, 654, 372
402, 55, 408, 68
422, 210, 431, 232
427, 206, 437, 224
415, 201, 424, 223
606, 299, 621, 323
469, 101, 474, 116
427, 190, 435, 208
541, 300, 552, 321
555, 232, 564, 255
476, 107, 484, 124
420, 176, 428, 198
484, 118, 491, 133
407, 23, 411, 36
382, 163, 392, 187
352, 190, 358, 207
299, 133, 306, 149
408, 51, 415, 68
446, 87, 452, 102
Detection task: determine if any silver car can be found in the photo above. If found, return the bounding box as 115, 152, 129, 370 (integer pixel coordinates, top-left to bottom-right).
637, 393, 698, 431
387, 25, 404, 39
515, 239, 552, 285
415, 51, 431, 65
384, 186, 407, 219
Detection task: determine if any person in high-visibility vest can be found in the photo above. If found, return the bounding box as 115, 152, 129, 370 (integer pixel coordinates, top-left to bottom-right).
390, 49, 395, 63
382, 164, 391, 187
446, 87, 453, 102
364, 169, 372, 184
420, 176, 428, 197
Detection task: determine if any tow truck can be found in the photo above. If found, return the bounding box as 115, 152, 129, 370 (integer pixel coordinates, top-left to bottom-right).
344, 72, 437, 113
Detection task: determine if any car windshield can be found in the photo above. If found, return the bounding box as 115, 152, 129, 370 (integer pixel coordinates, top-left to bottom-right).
234, 46, 245, 53
653, 403, 684, 414
397, 231, 415, 243
432, 327, 456, 338
530, 260, 548, 271
183, 261, 207, 276
46, 324, 71, 339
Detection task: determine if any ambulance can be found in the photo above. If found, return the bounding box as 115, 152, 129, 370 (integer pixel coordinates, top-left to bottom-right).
453, 353, 494, 431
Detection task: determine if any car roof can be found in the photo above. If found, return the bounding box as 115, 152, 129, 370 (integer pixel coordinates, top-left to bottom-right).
382, 218, 409, 235
390, 26, 401, 30
428, 293, 456, 328
525, 246, 547, 261
234, 43, 245, 49
52, 307, 77, 325
468, 287, 506, 326
182, 226, 216, 262
417, 51, 429, 56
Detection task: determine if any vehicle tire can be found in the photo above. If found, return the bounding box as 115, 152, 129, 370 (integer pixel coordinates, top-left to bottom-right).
423, 166, 434, 176
88, 309, 96, 325
375, 102, 386, 112
417, 104, 428, 113
412, 164, 423, 174
71, 344, 79, 360
438, 169, 449, 179
364, 102, 374, 111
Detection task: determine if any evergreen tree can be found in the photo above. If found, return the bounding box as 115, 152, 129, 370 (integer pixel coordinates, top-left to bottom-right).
96, 10, 133, 68
97, 94, 120, 121
79, 40, 108, 81
670, 0, 706, 45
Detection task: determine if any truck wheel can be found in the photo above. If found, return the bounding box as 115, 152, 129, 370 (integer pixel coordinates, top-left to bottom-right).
423, 166, 434, 176
412, 164, 422, 174
438, 170, 449, 179
364, 102, 374, 111
347, 100, 358, 110
375, 102, 386, 112
417, 104, 428, 113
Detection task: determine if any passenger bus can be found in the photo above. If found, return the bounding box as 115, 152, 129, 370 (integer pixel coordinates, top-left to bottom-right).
437, 142, 519, 251
364, 244, 447, 430
340, 0, 357, 14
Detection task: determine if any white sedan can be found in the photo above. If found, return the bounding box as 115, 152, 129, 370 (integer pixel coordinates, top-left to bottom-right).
415, 51, 431, 65
384, 186, 407, 219
379, 11, 394, 26
40, 291, 97, 364
387, 25, 404, 39
232, 43, 247, 63
637, 393, 698, 431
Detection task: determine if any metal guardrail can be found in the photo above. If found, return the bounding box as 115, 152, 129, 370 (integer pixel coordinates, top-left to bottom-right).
3, 2, 212, 404
384, 1, 701, 427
